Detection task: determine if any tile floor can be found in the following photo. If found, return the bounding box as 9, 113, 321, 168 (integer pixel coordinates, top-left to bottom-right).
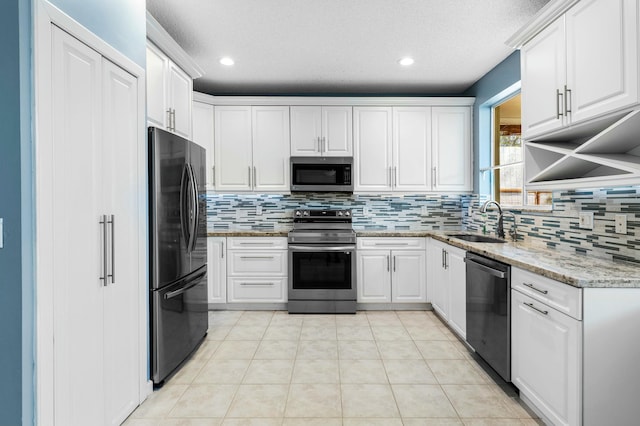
125, 310, 542, 426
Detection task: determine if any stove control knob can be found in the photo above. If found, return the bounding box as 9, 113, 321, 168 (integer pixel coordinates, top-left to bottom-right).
338, 211, 343, 216
303, 210, 309, 216
295, 210, 301, 217
345, 211, 351, 217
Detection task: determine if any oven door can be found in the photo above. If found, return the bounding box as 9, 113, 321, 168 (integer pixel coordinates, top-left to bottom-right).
288, 244, 356, 301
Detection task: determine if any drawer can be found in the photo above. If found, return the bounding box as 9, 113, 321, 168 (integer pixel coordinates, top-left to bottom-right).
512, 267, 582, 320
227, 277, 287, 303
227, 250, 287, 276
357, 237, 426, 250
227, 237, 288, 250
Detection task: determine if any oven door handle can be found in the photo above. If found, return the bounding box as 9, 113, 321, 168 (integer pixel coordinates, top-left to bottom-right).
288, 245, 356, 251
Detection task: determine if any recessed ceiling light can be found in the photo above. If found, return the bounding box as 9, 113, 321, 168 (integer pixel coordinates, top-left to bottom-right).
398, 57, 414, 66
220, 57, 235, 66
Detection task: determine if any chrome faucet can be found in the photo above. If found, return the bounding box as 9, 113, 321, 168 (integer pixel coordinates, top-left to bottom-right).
479, 200, 505, 239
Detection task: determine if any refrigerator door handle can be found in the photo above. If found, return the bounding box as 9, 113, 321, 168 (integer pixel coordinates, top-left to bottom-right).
164, 268, 207, 299
180, 164, 191, 248
188, 164, 199, 252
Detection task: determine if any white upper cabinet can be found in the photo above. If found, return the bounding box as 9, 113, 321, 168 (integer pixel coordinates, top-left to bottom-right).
146, 41, 193, 139
214, 106, 253, 191
354, 107, 393, 192
214, 105, 290, 192
393, 107, 432, 192
355, 106, 472, 193
521, 18, 566, 137
146, 42, 169, 130
565, 0, 638, 124
431, 107, 472, 191
252, 106, 290, 192
521, 0, 638, 139
291, 106, 353, 156
192, 101, 215, 189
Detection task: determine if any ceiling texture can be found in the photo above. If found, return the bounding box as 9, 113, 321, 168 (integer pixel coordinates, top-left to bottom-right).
146, 0, 550, 95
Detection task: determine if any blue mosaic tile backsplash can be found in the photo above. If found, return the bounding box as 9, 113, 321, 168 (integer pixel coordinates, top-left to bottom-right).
206, 193, 466, 231
463, 186, 640, 263
206, 186, 640, 263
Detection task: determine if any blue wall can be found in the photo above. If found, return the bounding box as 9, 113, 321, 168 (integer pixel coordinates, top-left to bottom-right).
464, 51, 521, 194
0, 0, 29, 424
49, 0, 147, 67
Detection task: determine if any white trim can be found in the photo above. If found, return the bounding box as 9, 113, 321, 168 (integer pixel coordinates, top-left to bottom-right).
193, 91, 476, 107
505, 0, 579, 48
147, 11, 204, 79
34, 1, 150, 424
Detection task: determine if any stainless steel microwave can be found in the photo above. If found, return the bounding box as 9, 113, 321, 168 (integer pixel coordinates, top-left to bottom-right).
290, 156, 353, 193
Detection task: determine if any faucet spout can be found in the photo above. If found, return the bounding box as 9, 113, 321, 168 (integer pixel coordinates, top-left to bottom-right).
479, 200, 505, 239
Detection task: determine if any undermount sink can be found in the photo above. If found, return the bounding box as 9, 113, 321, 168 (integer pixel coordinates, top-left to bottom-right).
448, 234, 506, 243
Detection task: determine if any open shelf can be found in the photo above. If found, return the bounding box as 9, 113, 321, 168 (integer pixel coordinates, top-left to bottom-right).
525, 109, 640, 189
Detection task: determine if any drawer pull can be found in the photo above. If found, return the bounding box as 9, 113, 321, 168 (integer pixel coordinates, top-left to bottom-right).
240, 282, 274, 286
523, 282, 548, 295
239, 256, 275, 260
239, 242, 274, 245
524, 302, 549, 316
371, 242, 410, 246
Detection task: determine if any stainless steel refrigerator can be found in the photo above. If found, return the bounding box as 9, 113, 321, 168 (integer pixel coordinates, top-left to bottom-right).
148, 126, 208, 385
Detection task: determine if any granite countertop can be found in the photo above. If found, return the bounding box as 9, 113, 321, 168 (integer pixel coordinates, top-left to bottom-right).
359, 230, 640, 289
208, 229, 639, 288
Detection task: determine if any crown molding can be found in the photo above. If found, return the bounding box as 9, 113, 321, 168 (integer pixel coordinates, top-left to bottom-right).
146, 11, 204, 78
505, 0, 580, 48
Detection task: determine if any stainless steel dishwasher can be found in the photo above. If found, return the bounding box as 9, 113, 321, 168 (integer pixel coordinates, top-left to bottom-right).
464, 252, 511, 382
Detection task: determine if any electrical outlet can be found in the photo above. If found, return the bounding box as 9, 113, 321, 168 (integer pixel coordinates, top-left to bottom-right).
615, 214, 627, 234
256, 205, 263, 216
579, 212, 594, 230
467, 205, 472, 216
363, 207, 370, 217
421, 206, 429, 216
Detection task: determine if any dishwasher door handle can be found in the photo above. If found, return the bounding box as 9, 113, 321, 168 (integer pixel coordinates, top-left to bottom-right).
464, 257, 506, 279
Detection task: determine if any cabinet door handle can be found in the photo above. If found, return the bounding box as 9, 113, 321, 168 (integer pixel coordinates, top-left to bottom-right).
100, 215, 107, 285
323, 136, 327, 153
522, 282, 548, 295
172, 109, 176, 131
564, 85, 572, 114
432, 166, 436, 187
556, 89, 564, 119
253, 166, 257, 187
212, 166, 215, 186
394, 166, 398, 187
441, 249, 445, 269
387, 255, 390, 271
444, 251, 448, 270
108, 214, 115, 284
317, 137, 321, 153
524, 302, 549, 316
221, 240, 224, 258
166, 109, 172, 130
393, 255, 396, 272
388, 166, 392, 187
248, 166, 252, 188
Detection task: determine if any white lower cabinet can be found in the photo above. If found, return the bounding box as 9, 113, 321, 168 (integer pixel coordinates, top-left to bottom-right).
426, 239, 466, 338
226, 237, 288, 303
207, 237, 227, 304
511, 288, 581, 426
511, 267, 640, 426
357, 238, 427, 304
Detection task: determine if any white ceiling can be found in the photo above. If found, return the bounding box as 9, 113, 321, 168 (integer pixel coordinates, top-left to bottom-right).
146, 0, 550, 95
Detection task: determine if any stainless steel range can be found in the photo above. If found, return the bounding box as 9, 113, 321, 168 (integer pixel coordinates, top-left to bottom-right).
288, 209, 357, 314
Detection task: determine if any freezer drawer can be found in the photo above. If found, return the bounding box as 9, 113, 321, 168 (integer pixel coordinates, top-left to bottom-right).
151, 266, 208, 384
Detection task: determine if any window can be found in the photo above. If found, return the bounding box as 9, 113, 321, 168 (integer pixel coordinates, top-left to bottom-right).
491, 94, 551, 206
